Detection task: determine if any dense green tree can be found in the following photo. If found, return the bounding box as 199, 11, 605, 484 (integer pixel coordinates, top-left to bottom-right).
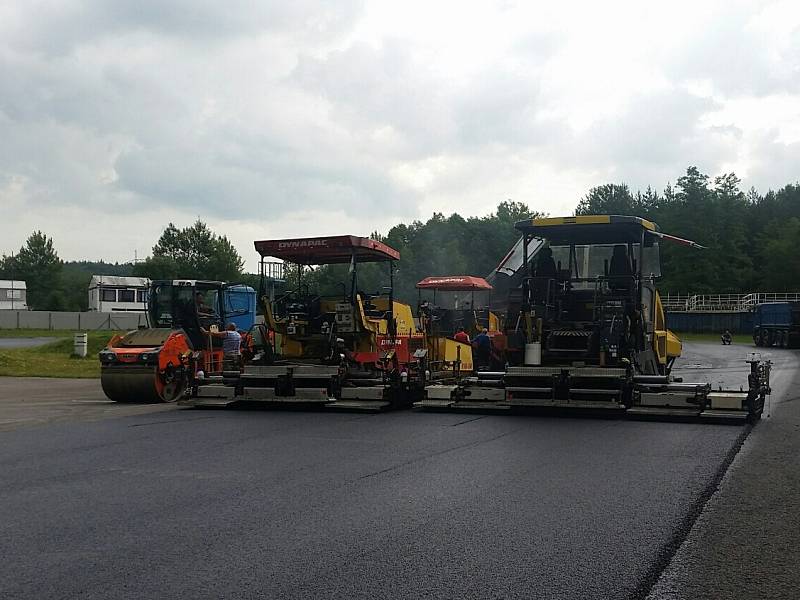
295, 201, 541, 304
0, 231, 63, 310
133, 220, 244, 281
758, 218, 800, 291
575, 184, 636, 216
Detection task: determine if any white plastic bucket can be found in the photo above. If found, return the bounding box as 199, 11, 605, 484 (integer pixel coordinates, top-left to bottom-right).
524, 342, 541, 366
73, 332, 88, 358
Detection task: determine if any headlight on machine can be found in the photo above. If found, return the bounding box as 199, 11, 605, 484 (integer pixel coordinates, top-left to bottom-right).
140, 353, 149, 361
99, 351, 116, 362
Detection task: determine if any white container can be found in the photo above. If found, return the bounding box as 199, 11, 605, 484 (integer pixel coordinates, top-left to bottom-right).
524, 342, 542, 366
73, 332, 88, 358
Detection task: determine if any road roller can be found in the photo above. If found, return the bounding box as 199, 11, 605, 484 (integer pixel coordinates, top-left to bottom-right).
99, 280, 256, 403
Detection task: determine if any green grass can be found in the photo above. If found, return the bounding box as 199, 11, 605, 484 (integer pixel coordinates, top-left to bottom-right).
0, 331, 122, 378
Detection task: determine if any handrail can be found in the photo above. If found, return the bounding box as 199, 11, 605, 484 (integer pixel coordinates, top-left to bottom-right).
662, 292, 800, 312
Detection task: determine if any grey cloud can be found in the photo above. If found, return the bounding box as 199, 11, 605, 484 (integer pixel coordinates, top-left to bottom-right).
293, 39, 458, 155
744, 130, 800, 190
112, 136, 419, 221
452, 66, 565, 148
666, 7, 800, 97
293, 31, 567, 155
4, 0, 364, 55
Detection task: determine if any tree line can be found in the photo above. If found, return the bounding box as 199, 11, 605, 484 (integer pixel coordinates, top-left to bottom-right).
2, 166, 798, 310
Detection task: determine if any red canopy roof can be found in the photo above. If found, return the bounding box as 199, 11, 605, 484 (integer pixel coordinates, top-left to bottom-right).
416, 276, 493, 291
253, 235, 400, 265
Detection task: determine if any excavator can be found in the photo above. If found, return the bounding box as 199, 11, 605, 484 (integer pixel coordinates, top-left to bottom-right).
419, 215, 771, 422
99, 280, 257, 403
188, 235, 428, 411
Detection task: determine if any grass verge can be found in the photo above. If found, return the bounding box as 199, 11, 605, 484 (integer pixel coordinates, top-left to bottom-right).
0, 331, 120, 378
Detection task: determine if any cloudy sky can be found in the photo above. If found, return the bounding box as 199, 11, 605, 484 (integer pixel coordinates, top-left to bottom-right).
1, 0, 798, 269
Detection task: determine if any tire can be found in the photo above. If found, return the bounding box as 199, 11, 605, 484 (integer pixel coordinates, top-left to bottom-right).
754, 330, 761, 347
763, 329, 772, 347
782, 330, 790, 348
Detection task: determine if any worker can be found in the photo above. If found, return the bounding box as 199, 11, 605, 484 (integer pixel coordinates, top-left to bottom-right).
202, 323, 242, 371
721, 329, 732, 345
609, 245, 633, 290
534, 246, 557, 278
532, 246, 557, 303
454, 326, 470, 345
472, 327, 492, 370
195, 292, 213, 315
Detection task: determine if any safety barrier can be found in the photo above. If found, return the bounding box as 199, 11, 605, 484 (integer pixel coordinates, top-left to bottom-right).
0, 311, 148, 331
661, 292, 800, 312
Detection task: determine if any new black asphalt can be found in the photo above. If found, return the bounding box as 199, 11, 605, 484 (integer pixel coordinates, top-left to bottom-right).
649, 346, 800, 600
0, 343, 797, 599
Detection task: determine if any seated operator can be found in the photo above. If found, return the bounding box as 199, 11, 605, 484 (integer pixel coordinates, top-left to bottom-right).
532, 246, 557, 303
609, 245, 633, 290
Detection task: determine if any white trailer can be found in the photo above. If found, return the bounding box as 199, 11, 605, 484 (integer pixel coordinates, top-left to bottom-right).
0, 280, 27, 310
88, 275, 149, 312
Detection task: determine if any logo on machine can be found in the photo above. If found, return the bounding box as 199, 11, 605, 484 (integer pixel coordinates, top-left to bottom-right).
379, 337, 405, 347
277, 239, 329, 250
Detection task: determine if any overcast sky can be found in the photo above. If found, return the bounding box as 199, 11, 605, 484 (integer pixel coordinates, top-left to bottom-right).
1, 0, 798, 270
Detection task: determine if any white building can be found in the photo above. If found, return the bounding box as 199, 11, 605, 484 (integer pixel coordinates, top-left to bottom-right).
88, 276, 150, 312
0, 280, 27, 310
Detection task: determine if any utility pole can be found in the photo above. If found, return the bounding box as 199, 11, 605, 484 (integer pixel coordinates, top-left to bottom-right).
10, 251, 15, 311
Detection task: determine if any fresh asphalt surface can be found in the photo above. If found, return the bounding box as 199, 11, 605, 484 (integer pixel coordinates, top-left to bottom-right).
0, 342, 797, 599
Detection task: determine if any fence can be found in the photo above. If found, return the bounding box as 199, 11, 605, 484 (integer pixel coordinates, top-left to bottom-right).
661, 292, 800, 312
0, 311, 149, 331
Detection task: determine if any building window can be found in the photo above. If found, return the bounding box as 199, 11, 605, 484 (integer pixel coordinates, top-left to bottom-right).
136, 290, 148, 303
101, 288, 117, 302
6, 289, 22, 299
118, 289, 135, 303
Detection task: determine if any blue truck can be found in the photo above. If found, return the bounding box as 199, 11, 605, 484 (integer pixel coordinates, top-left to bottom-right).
753, 302, 800, 348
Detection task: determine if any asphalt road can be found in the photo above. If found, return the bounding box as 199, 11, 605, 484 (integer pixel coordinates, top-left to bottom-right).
0, 342, 797, 600
649, 345, 800, 600
0, 336, 57, 349
0, 377, 176, 431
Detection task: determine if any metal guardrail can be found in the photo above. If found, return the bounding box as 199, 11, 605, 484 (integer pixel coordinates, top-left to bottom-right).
662, 293, 800, 312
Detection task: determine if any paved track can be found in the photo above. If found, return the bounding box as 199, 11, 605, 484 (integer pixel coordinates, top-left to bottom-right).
0, 336, 57, 349
649, 346, 800, 600
0, 343, 796, 599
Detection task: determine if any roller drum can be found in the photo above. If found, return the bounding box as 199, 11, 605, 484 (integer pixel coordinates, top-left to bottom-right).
101, 365, 186, 403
